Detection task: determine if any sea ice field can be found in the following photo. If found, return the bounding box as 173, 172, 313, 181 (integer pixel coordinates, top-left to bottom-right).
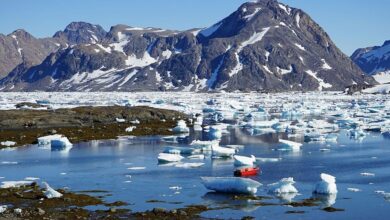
1, 92, 390, 219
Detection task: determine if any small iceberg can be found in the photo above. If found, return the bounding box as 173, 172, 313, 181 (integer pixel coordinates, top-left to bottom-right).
38, 134, 63, 146
268, 177, 298, 194
201, 177, 262, 194
0, 205, 7, 214
158, 153, 184, 163
172, 120, 190, 134
51, 136, 73, 151
313, 173, 338, 195
187, 154, 205, 160
175, 162, 205, 168
256, 157, 281, 163
211, 145, 235, 158
190, 140, 219, 151
42, 182, 63, 199
0, 141, 16, 147
233, 155, 256, 166
163, 146, 201, 155
0, 180, 33, 188
278, 139, 302, 151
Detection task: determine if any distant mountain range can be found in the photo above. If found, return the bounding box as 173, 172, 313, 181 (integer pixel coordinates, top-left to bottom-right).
0, 0, 376, 92
351, 41, 390, 84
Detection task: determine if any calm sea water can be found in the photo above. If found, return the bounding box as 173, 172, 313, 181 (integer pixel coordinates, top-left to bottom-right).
1, 128, 390, 220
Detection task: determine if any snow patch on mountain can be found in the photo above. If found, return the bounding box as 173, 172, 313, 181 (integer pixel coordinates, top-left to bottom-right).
321, 59, 332, 70
306, 70, 332, 91
372, 71, 390, 84
243, 7, 262, 21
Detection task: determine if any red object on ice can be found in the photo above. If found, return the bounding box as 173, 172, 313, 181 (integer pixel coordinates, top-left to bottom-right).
234, 167, 260, 177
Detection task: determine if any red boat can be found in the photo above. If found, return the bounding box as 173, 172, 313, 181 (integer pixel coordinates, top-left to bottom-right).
234, 167, 260, 177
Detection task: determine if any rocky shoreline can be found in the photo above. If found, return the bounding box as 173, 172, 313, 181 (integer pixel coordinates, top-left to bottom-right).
0, 105, 188, 148
0, 183, 212, 220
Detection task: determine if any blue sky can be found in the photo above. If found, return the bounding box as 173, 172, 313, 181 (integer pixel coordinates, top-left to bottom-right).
0, 0, 388, 55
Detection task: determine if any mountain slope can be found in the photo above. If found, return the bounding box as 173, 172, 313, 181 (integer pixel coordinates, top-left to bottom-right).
0, 0, 376, 92
0, 30, 63, 79
352, 40, 390, 84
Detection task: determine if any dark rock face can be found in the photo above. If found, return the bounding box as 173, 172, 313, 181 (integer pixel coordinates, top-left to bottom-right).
351, 40, 390, 75
53, 22, 107, 45
0, 0, 376, 92
0, 30, 63, 79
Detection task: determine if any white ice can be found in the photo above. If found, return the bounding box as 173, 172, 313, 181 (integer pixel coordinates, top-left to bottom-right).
201, 177, 262, 194
313, 173, 338, 195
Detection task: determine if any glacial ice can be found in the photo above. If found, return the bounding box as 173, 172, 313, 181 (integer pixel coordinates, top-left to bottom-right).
172, 120, 189, 134
233, 155, 256, 166
0, 141, 16, 147
158, 153, 184, 163
268, 177, 298, 194
42, 182, 63, 199
0, 180, 34, 188
201, 177, 262, 194
313, 173, 338, 195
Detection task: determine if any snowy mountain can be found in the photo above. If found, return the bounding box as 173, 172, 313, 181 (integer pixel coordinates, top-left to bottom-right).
352, 40, 390, 84
0, 0, 376, 92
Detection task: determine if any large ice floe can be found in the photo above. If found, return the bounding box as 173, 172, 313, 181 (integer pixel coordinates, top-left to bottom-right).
201, 177, 262, 194
313, 173, 338, 195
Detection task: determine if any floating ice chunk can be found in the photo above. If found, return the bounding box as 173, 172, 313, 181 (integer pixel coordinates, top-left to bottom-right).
313, 173, 338, 195
42, 182, 63, 199
116, 118, 126, 123
187, 154, 205, 160
1, 161, 18, 165
268, 177, 298, 194
158, 153, 184, 163
125, 126, 136, 132
233, 155, 256, 166
25, 177, 40, 181
211, 145, 235, 157
201, 177, 262, 194
279, 139, 302, 151
347, 188, 361, 192
51, 136, 72, 151
127, 167, 146, 170
208, 126, 222, 139
38, 135, 63, 146
172, 120, 189, 134
225, 145, 245, 150
175, 162, 204, 168
256, 157, 281, 163
169, 186, 182, 191
190, 140, 219, 151
14, 208, 22, 214
0, 205, 6, 213
163, 146, 201, 155
360, 172, 375, 177
1, 180, 33, 188
0, 141, 16, 147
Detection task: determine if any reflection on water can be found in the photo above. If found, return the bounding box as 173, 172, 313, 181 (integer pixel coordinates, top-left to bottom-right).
313, 193, 337, 208
0, 128, 390, 220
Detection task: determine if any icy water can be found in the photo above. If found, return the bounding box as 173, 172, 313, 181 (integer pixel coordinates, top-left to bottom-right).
1, 128, 390, 220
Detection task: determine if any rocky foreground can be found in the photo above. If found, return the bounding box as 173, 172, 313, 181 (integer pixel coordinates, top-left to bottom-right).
0, 105, 188, 148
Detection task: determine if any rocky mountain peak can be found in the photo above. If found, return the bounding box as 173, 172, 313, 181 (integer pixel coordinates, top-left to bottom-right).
53, 21, 107, 44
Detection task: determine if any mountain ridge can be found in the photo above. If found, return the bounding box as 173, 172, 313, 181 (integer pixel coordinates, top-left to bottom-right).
0, 0, 376, 92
